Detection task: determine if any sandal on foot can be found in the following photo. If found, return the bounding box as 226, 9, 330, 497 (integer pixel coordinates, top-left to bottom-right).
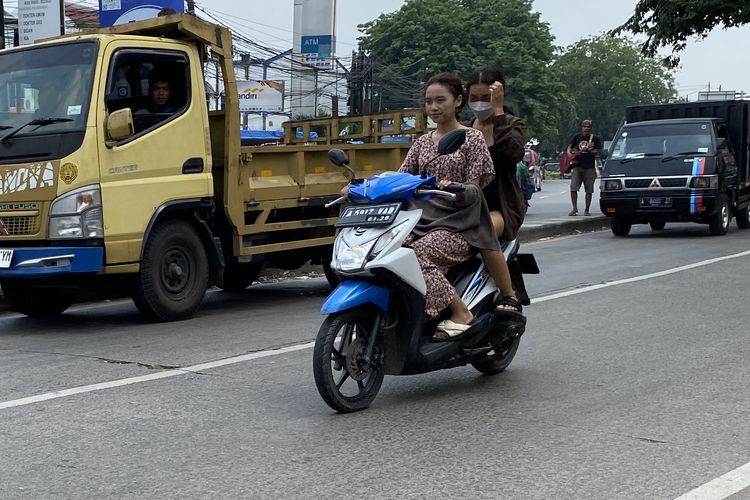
432, 320, 472, 342
568, 210, 578, 216
493, 294, 525, 320
584, 210, 591, 216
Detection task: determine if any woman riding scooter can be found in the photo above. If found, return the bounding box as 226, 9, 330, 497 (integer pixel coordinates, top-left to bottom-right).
398, 73, 501, 340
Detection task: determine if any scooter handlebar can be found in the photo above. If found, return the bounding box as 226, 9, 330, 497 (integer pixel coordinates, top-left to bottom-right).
415, 189, 457, 200
442, 182, 465, 193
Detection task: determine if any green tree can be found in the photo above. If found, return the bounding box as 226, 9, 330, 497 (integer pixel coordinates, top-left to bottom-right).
551, 35, 677, 148
613, 0, 750, 67
357, 0, 564, 144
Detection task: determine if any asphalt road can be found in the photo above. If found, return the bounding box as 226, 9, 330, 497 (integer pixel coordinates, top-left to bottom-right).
2, 222, 750, 499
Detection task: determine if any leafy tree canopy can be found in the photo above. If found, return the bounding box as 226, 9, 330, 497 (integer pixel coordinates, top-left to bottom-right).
613, 0, 750, 67
551, 35, 677, 148
357, 0, 564, 142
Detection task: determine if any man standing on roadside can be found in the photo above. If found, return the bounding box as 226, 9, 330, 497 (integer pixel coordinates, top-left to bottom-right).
567, 119, 602, 216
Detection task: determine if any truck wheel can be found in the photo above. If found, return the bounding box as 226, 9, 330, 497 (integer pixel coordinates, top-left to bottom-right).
220, 262, 262, 292
611, 217, 631, 236
1, 281, 73, 318
649, 221, 666, 231
709, 196, 731, 236
736, 204, 750, 229
132, 220, 209, 321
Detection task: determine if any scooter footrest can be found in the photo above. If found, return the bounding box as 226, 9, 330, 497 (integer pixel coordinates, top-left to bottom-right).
458, 346, 493, 358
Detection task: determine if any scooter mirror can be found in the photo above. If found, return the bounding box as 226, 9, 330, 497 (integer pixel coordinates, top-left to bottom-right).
328, 149, 350, 167
437, 128, 466, 155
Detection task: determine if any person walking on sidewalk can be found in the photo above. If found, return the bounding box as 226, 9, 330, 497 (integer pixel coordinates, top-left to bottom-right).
567, 119, 602, 216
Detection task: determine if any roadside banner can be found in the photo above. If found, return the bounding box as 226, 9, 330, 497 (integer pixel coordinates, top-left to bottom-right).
98, 0, 185, 27
18, 0, 63, 45
237, 80, 284, 113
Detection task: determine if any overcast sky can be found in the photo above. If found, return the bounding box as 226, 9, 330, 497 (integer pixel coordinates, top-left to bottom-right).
193, 0, 750, 101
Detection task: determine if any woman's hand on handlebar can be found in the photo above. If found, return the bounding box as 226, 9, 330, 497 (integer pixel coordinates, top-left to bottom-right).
437, 179, 465, 192
340, 184, 350, 196
437, 179, 453, 189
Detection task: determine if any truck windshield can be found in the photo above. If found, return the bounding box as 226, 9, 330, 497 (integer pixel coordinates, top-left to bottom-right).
0, 41, 97, 140
610, 123, 713, 160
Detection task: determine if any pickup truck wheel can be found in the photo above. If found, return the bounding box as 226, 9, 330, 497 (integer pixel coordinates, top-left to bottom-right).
736, 204, 750, 229
709, 196, 731, 236
220, 263, 262, 292
611, 217, 632, 236
649, 221, 666, 231
132, 220, 209, 321
1, 281, 73, 317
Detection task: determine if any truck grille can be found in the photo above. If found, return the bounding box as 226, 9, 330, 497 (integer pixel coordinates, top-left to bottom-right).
0, 215, 41, 236
625, 177, 688, 189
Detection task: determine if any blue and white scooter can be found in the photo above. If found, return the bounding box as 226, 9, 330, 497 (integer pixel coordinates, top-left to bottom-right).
313, 129, 539, 413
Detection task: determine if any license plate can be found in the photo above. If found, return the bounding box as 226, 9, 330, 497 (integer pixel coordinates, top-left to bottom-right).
0, 248, 13, 269
336, 203, 401, 228
640, 197, 672, 207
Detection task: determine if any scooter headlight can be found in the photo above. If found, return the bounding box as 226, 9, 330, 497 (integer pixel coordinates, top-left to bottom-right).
334, 237, 377, 272
370, 220, 410, 257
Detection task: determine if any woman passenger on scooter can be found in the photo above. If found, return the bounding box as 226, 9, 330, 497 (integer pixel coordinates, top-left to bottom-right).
465, 66, 527, 317
399, 72, 502, 341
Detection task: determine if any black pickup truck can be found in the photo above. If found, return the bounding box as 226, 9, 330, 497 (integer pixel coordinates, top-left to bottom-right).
599, 100, 750, 236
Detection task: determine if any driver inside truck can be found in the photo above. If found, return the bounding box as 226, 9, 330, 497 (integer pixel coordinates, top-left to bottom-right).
141, 68, 176, 114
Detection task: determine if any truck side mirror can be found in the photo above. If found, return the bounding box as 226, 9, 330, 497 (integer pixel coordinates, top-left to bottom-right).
105, 108, 134, 147
600, 150, 609, 160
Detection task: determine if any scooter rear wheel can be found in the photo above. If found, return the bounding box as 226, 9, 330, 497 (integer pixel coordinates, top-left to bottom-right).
471, 337, 521, 375
313, 308, 385, 413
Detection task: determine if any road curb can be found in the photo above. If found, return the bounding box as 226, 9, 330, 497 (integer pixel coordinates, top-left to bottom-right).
518, 216, 609, 243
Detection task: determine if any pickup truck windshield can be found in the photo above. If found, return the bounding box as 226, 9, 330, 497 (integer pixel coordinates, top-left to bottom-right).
0, 41, 97, 140
610, 123, 713, 161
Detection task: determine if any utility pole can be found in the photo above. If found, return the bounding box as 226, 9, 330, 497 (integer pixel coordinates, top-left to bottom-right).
0, 0, 6, 50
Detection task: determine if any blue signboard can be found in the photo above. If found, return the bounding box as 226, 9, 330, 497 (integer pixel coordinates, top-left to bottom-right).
99, 0, 185, 28
301, 35, 333, 58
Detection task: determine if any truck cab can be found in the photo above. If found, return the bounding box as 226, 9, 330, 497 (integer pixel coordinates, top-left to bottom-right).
600, 101, 750, 236
0, 30, 214, 318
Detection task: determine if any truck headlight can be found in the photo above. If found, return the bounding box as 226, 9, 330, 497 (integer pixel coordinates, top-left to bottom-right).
690, 176, 718, 189
604, 179, 623, 191
48, 185, 104, 239
334, 237, 376, 271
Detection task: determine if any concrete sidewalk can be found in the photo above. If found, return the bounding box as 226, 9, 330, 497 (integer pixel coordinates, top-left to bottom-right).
0, 215, 608, 314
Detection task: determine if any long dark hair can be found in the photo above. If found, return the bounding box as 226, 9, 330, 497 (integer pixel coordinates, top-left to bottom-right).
425, 72, 466, 118
465, 66, 514, 115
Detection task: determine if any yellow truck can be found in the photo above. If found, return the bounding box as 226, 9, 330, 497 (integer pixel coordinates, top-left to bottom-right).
0, 14, 426, 321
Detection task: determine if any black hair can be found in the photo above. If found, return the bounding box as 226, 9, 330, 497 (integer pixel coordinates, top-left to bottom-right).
148, 67, 171, 85
424, 72, 466, 117
466, 66, 507, 91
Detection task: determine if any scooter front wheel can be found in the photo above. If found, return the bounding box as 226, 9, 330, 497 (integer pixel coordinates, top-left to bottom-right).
313, 307, 385, 413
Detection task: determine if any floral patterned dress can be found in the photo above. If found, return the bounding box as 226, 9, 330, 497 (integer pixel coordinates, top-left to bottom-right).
399, 128, 494, 319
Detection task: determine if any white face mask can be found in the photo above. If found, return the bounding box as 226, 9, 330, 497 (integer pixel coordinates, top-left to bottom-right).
469, 101, 495, 121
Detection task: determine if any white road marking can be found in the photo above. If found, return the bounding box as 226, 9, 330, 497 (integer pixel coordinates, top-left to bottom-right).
0, 342, 314, 410
533, 249, 750, 303
1, 249, 750, 414
674, 462, 750, 499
